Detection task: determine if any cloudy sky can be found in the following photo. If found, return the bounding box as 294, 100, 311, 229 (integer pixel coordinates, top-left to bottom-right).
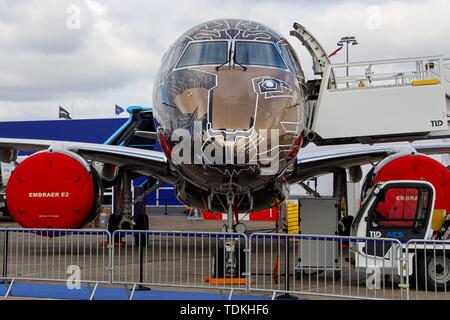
0, 0, 449, 121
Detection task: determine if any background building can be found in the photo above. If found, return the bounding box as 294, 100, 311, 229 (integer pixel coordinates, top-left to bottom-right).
0, 118, 184, 214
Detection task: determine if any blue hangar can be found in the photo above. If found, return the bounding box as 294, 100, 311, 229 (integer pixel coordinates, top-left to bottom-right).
0, 113, 183, 214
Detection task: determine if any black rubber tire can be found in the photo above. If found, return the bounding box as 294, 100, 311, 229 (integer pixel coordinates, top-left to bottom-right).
301, 269, 325, 277
0, 207, 9, 217
409, 254, 421, 290
417, 254, 450, 291
212, 245, 246, 278
334, 270, 341, 282
234, 248, 247, 278
0, 207, 12, 221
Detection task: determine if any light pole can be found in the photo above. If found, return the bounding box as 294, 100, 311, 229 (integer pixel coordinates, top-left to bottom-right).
337, 36, 358, 87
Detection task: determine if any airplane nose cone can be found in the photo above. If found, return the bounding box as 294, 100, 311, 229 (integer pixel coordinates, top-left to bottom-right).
210, 73, 256, 130
208, 70, 296, 132
211, 100, 255, 130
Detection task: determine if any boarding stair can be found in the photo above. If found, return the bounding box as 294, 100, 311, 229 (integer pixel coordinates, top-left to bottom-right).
291, 23, 450, 146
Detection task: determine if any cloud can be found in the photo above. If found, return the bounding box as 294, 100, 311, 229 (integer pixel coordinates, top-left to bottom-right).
0, 0, 448, 121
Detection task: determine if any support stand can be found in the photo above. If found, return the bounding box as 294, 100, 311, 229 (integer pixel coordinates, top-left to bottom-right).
275, 236, 297, 300
2, 230, 8, 279
136, 233, 151, 291
207, 192, 248, 286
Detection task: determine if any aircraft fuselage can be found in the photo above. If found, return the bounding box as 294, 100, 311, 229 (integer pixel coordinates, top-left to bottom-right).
153, 19, 306, 212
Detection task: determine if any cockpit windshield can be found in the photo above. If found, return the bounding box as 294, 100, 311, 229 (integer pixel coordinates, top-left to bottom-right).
176, 41, 228, 68
176, 40, 289, 70
234, 41, 286, 69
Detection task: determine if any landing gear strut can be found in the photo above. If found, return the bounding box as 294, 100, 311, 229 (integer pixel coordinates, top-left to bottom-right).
222, 191, 235, 233
107, 170, 133, 243
107, 170, 159, 244
211, 191, 247, 281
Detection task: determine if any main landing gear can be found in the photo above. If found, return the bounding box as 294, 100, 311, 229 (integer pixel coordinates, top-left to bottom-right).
106, 169, 160, 246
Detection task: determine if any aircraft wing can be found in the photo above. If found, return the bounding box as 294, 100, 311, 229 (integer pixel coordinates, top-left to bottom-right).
0, 138, 174, 183
2, 137, 450, 186
290, 141, 450, 183
412, 141, 450, 155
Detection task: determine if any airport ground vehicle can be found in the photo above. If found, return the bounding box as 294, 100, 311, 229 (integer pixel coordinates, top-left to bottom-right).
350, 154, 450, 290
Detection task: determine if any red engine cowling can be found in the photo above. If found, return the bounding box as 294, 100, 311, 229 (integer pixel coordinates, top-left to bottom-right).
6, 151, 103, 229
363, 154, 450, 214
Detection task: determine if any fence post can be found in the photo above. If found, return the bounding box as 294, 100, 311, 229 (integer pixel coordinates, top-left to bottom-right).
137, 232, 151, 291
275, 235, 297, 300
401, 241, 410, 300
245, 235, 250, 292
109, 231, 114, 284
2, 230, 8, 278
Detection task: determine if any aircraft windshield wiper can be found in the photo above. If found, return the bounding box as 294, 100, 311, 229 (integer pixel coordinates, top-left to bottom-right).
233, 49, 247, 71
216, 44, 232, 71
162, 102, 177, 109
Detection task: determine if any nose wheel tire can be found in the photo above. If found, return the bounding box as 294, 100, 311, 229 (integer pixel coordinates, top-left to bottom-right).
211, 246, 246, 278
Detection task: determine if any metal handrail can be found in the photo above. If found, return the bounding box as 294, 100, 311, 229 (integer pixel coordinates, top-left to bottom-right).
328, 56, 443, 89
331, 55, 443, 68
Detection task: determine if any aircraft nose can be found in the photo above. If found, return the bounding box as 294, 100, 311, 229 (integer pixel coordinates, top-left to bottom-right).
210, 74, 257, 130
211, 100, 256, 130
208, 70, 296, 132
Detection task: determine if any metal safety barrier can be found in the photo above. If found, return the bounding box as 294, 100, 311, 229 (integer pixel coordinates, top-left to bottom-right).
405, 240, 450, 300
1, 227, 450, 300
111, 230, 249, 294
248, 233, 405, 300
0, 228, 112, 285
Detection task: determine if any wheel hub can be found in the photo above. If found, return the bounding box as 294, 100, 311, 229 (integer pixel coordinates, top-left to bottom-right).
428, 256, 450, 284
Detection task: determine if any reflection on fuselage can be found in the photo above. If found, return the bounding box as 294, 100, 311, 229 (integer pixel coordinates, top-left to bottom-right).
152, 19, 306, 209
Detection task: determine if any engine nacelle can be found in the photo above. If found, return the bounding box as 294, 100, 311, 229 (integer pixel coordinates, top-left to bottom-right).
362, 154, 450, 214
6, 151, 103, 229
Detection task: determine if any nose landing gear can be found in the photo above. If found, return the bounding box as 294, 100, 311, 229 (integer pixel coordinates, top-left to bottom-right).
208, 191, 248, 285
211, 242, 246, 279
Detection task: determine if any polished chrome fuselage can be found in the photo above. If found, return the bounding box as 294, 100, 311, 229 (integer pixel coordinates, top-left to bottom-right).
152, 19, 306, 210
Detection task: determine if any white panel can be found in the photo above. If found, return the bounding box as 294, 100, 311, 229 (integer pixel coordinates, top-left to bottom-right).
315, 84, 447, 139
221, 213, 249, 221
346, 182, 360, 217
297, 198, 339, 269
443, 63, 450, 97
